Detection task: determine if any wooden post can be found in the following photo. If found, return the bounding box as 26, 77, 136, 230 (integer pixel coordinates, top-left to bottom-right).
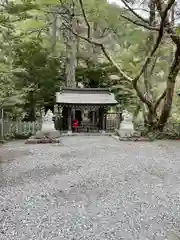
68, 106, 72, 132
58, 104, 62, 131
72, 107, 75, 120
99, 108, 102, 130
104, 113, 107, 130
102, 107, 105, 130
92, 111, 95, 125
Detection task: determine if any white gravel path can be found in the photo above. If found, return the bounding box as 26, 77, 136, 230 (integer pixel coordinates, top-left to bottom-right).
0, 137, 180, 240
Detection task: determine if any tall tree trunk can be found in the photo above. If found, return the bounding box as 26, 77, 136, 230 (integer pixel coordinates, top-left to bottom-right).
157, 46, 180, 130
144, 0, 155, 95
141, 0, 156, 127
141, 0, 179, 131
92, 22, 101, 64
64, 15, 77, 88
155, 2, 178, 130
76, 19, 80, 70
50, 9, 57, 53
63, 4, 77, 121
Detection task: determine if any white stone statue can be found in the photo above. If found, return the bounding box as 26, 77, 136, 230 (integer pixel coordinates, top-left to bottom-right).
118, 110, 134, 137
26, 109, 61, 142
41, 109, 55, 132
121, 110, 133, 128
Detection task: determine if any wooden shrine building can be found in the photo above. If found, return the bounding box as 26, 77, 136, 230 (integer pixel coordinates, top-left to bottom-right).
55, 87, 118, 132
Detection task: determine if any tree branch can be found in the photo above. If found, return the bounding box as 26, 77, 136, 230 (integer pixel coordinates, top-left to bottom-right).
78, 0, 90, 38
121, 0, 149, 24
155, 0, 180, 45
63, 0, 176, 111
99, 27, 110, 38
154, 88, 166, 111
63, 23, 132, 82
62, 0, 161, 108
119, 13, 159, 31
124, 0, 175, 108
150, 56, 158, 76
157, 45, 180, 127
25, 27, 47, 37
100, 45, 133, 82
132, 0, 175, 87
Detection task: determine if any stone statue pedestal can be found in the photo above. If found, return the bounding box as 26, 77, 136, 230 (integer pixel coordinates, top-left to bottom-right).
117, 110, 134, 138
25, 110, 61, 144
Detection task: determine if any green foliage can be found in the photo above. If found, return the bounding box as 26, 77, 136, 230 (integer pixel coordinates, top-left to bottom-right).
76, 62, 136, 110
12, 38, 64, 119
76, 63, 109, 87
0, 0, 177, 124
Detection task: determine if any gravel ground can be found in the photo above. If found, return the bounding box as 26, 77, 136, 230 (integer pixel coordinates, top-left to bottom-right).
0, 137, 180, 240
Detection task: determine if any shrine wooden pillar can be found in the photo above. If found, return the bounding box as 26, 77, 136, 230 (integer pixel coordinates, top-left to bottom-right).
68, 106, 72, 132
99, 107, 105, 130
57, 104, 62, 130
104, 107, 107, 130
102, 107, 105, 130
92, 111, 95, 125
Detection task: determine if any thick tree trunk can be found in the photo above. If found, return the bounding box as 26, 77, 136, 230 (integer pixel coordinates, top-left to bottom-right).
51, 10, 57, 53
143, 0, 155, 127
139, 0, 178, 132
157, 46, 180, 130
64, 15, 77, 88
76, 20, 80, 70
92, 22, 101, 64
63, 8, 77, 121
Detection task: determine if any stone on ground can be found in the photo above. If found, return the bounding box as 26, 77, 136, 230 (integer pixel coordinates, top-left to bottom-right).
25, 109, 60, 144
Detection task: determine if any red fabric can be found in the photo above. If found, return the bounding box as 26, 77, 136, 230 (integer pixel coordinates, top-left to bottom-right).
72, 120, 79, 128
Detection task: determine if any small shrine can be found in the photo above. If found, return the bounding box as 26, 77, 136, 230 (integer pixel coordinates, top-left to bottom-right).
55, 87, 118, 133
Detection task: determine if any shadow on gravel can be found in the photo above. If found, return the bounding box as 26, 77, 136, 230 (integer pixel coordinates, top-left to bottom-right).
0, 149, 31, 163
0, 163, 82, 187
0, 165, 63, 187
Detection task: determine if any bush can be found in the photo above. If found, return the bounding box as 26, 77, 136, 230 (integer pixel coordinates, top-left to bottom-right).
135, 122, 180, 140
14, 132, 32, 139
3, 132, 32, 140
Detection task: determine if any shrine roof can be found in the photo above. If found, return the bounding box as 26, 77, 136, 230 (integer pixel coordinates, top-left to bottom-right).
56, 88, 117, 105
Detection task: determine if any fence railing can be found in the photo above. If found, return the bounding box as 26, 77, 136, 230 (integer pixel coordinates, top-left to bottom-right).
0, 120, 42, 139
1, 117, 180, 140
105, 117, 121, 130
